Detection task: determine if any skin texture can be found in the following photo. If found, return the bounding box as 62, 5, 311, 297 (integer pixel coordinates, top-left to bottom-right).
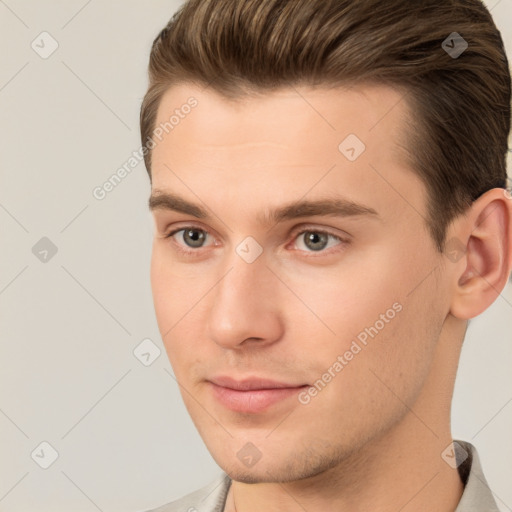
148, 83, 512, 512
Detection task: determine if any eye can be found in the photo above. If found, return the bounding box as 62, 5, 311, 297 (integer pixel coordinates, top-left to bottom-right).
292, 229, 345, 253
164, 225, 347, 256
166, 227, 211, 252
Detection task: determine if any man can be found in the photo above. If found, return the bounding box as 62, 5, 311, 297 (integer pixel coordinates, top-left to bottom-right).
140, 0, 511, 510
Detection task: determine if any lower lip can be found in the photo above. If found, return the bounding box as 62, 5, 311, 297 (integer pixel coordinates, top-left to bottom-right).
209, 382, 308, 413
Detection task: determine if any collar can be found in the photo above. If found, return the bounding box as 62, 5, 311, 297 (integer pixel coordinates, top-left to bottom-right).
454, 441, 500, 511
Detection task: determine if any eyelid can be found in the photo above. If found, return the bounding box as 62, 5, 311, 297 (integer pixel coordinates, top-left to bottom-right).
286, 224, 349, 255
165, 223, 216, 239
165, 223, 218, 255
288, 223, 349, 241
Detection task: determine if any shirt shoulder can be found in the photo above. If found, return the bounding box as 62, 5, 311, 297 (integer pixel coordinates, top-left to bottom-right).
141, 472, 232, 512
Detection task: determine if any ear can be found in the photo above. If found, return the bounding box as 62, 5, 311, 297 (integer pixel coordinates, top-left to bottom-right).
448, 187, 512, 320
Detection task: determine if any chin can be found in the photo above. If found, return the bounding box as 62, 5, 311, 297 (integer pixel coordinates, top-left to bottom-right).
214, 447, 343, 485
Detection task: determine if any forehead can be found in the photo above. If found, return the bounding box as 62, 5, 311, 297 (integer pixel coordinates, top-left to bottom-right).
152, 82, 412, 169
149, 82, 424, 226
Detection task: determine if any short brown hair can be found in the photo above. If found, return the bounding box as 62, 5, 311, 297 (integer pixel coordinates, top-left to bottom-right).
140, 0, 511, 252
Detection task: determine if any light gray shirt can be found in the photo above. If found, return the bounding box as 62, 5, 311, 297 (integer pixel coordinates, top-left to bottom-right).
144, 441, 500, 512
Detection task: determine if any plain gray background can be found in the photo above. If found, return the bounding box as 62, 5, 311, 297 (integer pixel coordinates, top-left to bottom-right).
0, 1, 511, 511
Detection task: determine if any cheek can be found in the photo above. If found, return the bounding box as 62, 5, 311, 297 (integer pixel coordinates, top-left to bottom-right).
278, 255, 402, 355
150, 247, 188, 358
150, 247, 171, 330
290, 250, 441, 411
297, 299, 439, 449
150, 245, 199, 326
150, 247, 214, 373
345, 278, 440, 412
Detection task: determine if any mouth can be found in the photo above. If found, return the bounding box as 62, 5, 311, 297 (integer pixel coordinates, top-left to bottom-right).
207, 376, 309, 414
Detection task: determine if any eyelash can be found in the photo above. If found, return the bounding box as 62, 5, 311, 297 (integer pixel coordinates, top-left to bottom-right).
164, 225, 348, 258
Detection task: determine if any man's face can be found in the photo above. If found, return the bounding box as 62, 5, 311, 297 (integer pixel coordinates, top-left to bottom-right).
149, 83, 451, 482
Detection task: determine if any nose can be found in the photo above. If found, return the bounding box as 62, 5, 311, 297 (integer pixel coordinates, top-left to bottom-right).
207, 250, 284, 350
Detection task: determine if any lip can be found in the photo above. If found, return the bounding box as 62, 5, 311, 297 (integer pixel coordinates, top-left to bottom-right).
209, 375, 306, 390
207, 376, 309, 413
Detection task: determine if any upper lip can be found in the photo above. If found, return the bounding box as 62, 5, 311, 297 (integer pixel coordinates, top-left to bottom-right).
208, 376, 307, 391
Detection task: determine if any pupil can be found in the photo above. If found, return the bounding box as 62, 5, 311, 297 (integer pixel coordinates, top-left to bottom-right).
306, 232, 327, 251
185, 229, 204, 247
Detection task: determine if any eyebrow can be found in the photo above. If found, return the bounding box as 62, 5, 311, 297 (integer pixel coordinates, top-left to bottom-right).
148, 190, 380, 225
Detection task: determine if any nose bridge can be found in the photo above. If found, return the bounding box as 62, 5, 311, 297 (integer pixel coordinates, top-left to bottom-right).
217, 234, 271, 300
215, 246, 270, 315
207, 243, 282, 347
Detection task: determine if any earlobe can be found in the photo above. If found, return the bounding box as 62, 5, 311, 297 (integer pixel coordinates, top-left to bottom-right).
449, 188, 512, 320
